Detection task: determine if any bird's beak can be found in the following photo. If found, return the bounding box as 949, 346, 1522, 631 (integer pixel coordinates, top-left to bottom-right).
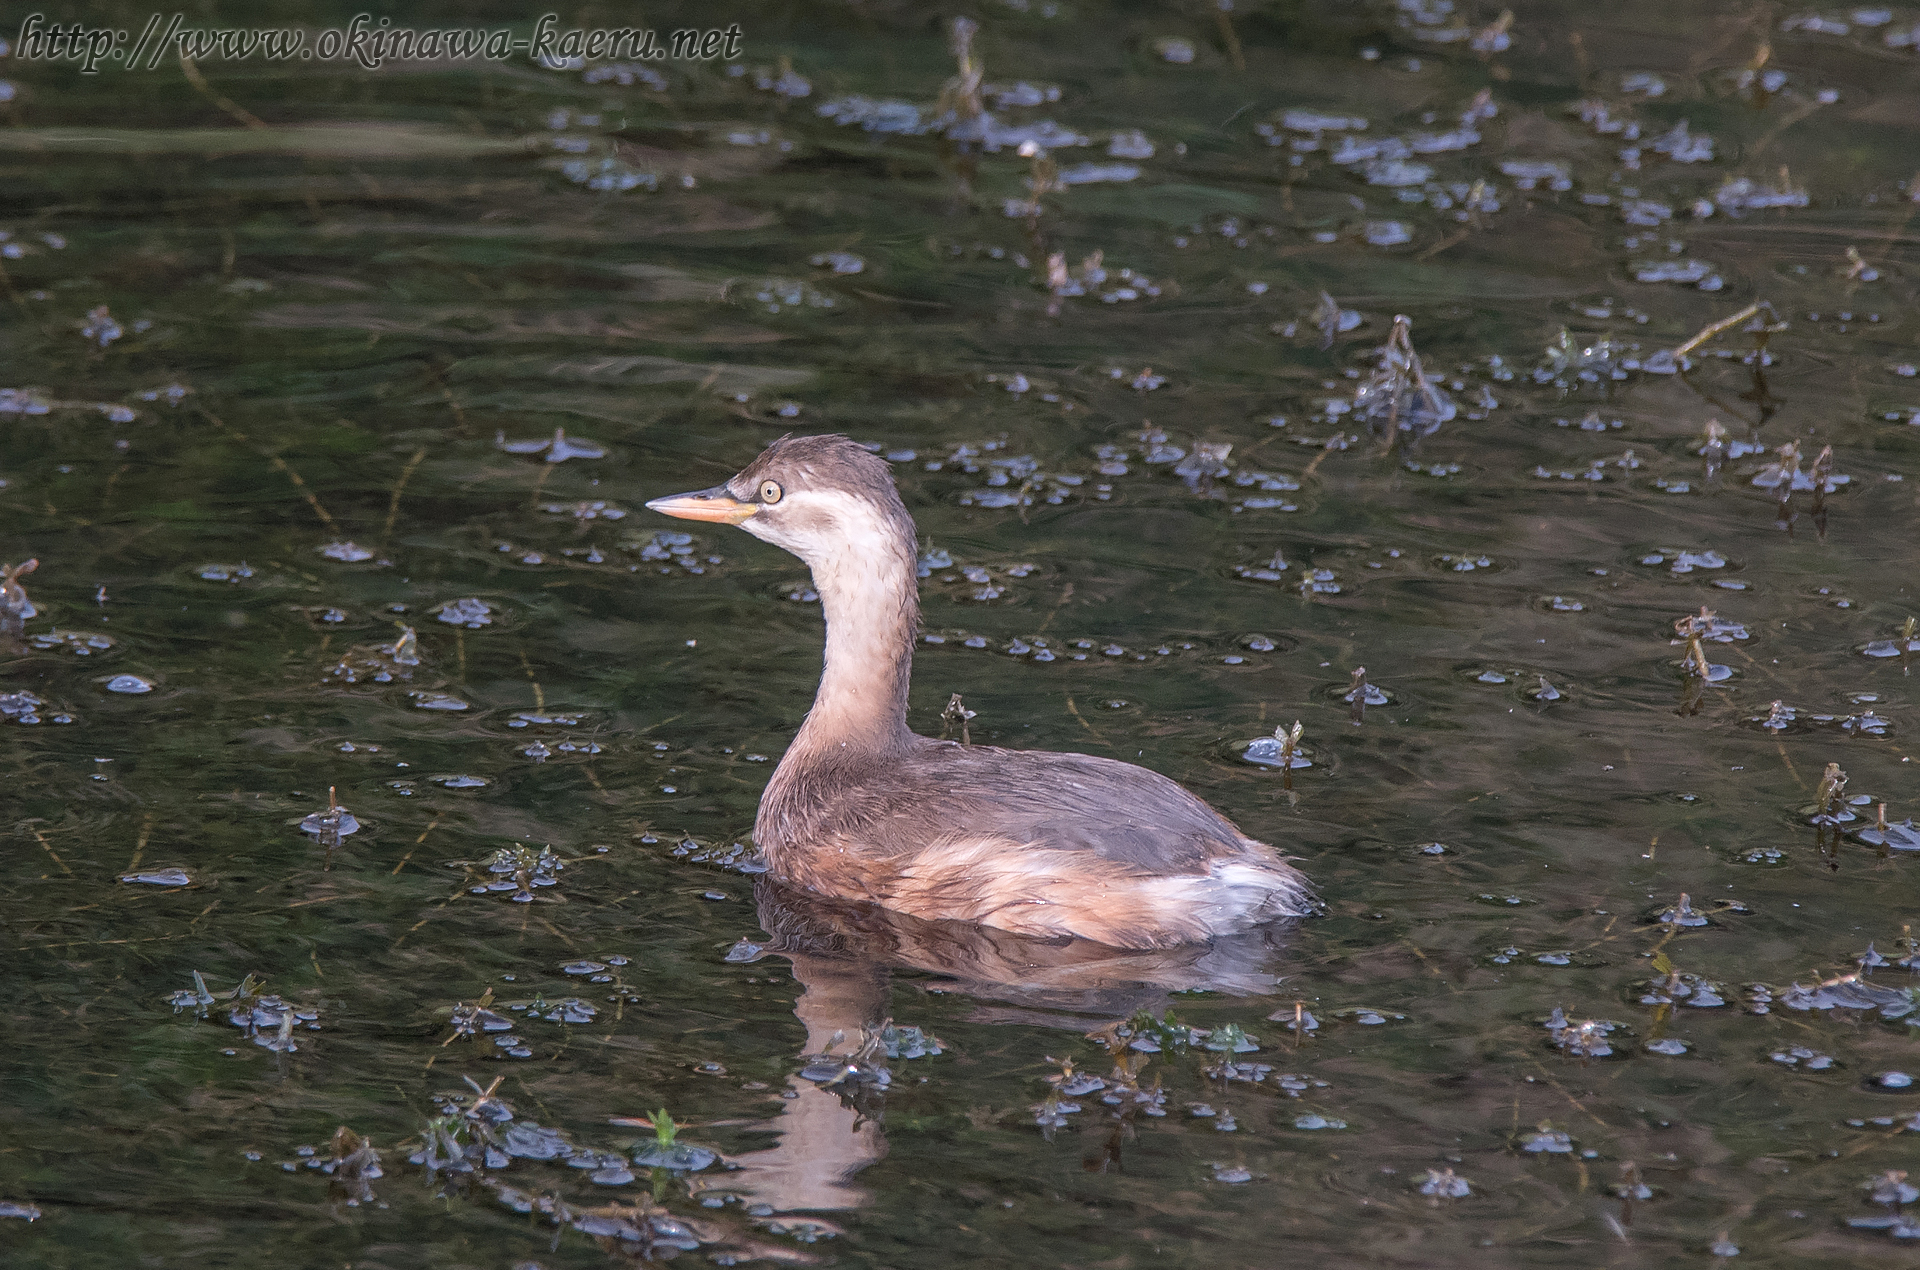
645, 484, 758, 525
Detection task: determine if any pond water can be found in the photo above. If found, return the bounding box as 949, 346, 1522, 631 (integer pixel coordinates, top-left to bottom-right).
5, 1, 1920, 1265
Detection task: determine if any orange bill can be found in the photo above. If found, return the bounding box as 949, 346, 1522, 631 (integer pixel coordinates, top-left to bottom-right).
645, 486, 758, 525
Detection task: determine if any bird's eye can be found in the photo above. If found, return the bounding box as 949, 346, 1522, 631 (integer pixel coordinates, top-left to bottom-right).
759, 480, 783, 504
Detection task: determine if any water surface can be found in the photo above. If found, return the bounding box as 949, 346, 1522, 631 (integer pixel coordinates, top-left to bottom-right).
4, 2, 1920, 1265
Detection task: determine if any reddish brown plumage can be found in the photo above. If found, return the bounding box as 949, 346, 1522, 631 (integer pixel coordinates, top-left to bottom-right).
653, 434, 1316, 949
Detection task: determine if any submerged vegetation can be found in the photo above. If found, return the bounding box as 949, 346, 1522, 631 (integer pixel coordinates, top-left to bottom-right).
2, 0, 1920, 1266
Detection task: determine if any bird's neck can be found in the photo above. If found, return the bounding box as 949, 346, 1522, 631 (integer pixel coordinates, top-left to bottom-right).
791, 524, 918, 757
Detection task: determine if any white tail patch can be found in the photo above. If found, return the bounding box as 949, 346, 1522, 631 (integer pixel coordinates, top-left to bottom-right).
877, 836, 1314, 950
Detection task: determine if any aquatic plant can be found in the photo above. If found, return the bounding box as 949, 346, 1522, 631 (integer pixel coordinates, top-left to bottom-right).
615, 1109, 717, 1171
323, 1127, 383, 1207
1242, 720, 1308, 793
0, 557, 37, 638
299, 786, 359, 868
443, 989, 512, 1044
1811, 761, 1851, 866
1354, 316, 1455, 441
1419, 1167, 1471, 1198
166, 972, 318, 1051
940, 692, 976, 744
471, 844, 564, 901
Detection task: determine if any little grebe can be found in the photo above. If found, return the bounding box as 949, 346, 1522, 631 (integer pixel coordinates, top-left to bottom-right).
647, 435, 1315, 949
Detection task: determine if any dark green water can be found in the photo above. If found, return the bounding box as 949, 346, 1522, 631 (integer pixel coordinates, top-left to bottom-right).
5, 2, 1920, 1265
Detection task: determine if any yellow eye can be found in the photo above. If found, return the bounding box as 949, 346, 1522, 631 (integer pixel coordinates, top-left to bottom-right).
759, 480, 783, 504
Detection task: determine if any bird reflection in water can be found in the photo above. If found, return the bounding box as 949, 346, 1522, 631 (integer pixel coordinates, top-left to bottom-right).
701, 877, 1300, 1212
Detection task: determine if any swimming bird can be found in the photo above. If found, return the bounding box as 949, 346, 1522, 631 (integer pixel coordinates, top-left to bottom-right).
647, 434, 1315, 949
